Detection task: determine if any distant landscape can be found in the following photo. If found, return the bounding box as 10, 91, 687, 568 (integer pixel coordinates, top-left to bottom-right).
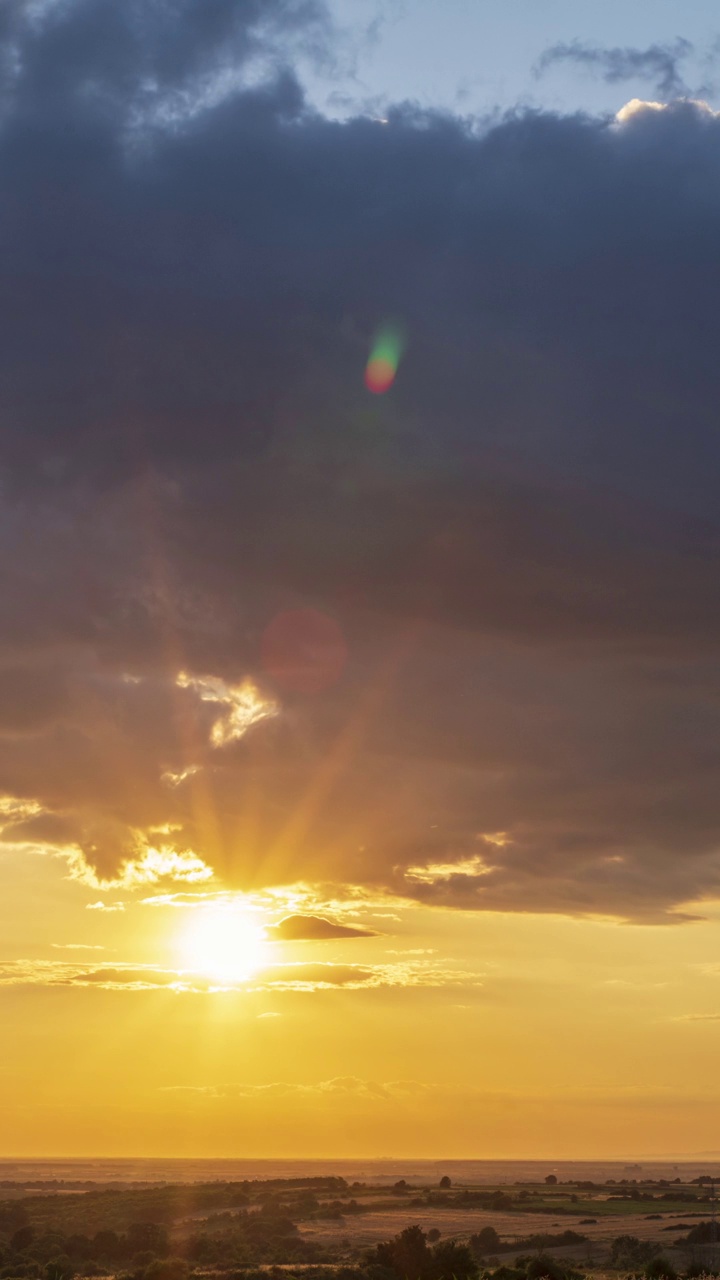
3, 1163, 720, 1280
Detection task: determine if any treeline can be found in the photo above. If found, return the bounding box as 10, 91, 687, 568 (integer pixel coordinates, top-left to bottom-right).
468, 1229, 587, 1258
0, 1210, 329, 1279
0, 1180, 349, 1236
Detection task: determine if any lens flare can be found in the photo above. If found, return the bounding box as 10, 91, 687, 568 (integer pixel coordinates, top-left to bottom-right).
261, 607, 347, 694
364, 323, 405, 394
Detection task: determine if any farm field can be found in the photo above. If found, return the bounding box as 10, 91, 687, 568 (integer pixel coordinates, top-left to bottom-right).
3, 1172, 720, 1280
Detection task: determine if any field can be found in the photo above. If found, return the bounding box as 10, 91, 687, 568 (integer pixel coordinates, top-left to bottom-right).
2, 1173, 720, 1280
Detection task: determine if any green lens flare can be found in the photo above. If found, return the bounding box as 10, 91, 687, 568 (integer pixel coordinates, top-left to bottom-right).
365, 323, 406, 393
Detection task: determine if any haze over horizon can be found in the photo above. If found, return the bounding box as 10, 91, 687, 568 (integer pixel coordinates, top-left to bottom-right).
3, 0, 720, 1160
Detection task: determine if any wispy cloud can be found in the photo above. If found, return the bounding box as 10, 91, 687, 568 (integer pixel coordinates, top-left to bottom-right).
176, 672, 278, 747
535, 37, 702, 99
51, 943, 107, 951
158, 1077, 432, 1101
404, 854, 491, 885
673, 1013, 720, 1022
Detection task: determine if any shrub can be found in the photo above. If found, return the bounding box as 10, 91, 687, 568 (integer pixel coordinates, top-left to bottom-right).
611, 1236, 658, 1268
526, 1257, 566, 1280
644, 1259, 677, 1280
470, 1229, 501, 1257
141, 1259, 188, 1280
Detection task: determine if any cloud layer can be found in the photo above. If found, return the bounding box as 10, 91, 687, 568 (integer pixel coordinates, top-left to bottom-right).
0, 957, 475, 992
0, 4, 719, 922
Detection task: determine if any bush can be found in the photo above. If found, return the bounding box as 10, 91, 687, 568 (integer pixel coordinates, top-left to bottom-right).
141, 1259, 188, 1280
470, 1230, 501, 1257
611, 1236, 659, 1268
44, 1261, 74, 1280
368, 1225, 476, 1280
526, 1257, 566, 1280
680, 1226, 720, 1247
644, 1259, 677, 1280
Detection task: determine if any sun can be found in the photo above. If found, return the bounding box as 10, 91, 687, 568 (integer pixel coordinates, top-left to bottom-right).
179, 905, 270, 984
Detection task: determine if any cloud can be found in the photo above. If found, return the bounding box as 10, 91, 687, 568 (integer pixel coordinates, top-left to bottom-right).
268, 913, 379, 940
67, 843, 214, 890
158, 1077, 432, 1100
175, 673, 278, 747
535, 38, 700, 99
51, 943, 106, 950
1, 2, 720, 924
0, 957, 480, 992
674, 1013, 720, 1022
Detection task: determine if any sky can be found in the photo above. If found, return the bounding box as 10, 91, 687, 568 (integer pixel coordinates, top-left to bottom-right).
5, 0, 720, 1159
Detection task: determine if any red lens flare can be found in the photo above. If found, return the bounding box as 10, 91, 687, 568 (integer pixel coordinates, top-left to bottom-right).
364, 356, 396, 394
364, 323, 405, 395
260, 608, 348, 694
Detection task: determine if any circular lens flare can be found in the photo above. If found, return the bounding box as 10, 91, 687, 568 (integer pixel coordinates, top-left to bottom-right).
365, 356, 396, 393
261, 607, 347, 694
364, 323, 405, 394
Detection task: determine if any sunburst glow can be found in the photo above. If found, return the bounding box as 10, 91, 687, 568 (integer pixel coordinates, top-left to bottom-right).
179, 906, 271, 984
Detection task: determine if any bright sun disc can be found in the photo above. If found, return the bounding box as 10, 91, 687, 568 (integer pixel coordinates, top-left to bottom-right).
180, 907, 269, 984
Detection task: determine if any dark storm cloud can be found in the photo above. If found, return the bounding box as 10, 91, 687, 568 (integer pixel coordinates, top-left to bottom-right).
535, 38, 700, 99
2, 3, 720, 920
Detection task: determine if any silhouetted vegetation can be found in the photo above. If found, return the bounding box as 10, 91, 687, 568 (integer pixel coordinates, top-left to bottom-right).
367, 1225, 476, 1280
1, 1171, 716, 1280
675, 1223, 720, 1246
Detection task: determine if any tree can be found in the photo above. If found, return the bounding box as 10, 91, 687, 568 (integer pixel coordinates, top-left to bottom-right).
431, 1240, 476, 1280
610, 1235, 657, 1268
0, 1204, 29, 1235
372, 1225, 431, 1280
439, 1177, 452, 1190
126, 1224, 169, 1258
427, 1230, 441, 1243
544, 1175, 558, 1186
369, 1225, 477, 1280
526, 1258, 565, 1280
45, 1258, 75, 1280
11, 1225, 35, 1252
142, 1259, 188, 1280
490, 1191, 513, 1210
681, 1221, 720, 1245
645, 1259, 677, 1280
470, 1227, 501, 1257
92, 1231, 119, 1261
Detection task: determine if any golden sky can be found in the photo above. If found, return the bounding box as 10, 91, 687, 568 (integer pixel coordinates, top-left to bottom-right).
4, 830, 720, 1159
